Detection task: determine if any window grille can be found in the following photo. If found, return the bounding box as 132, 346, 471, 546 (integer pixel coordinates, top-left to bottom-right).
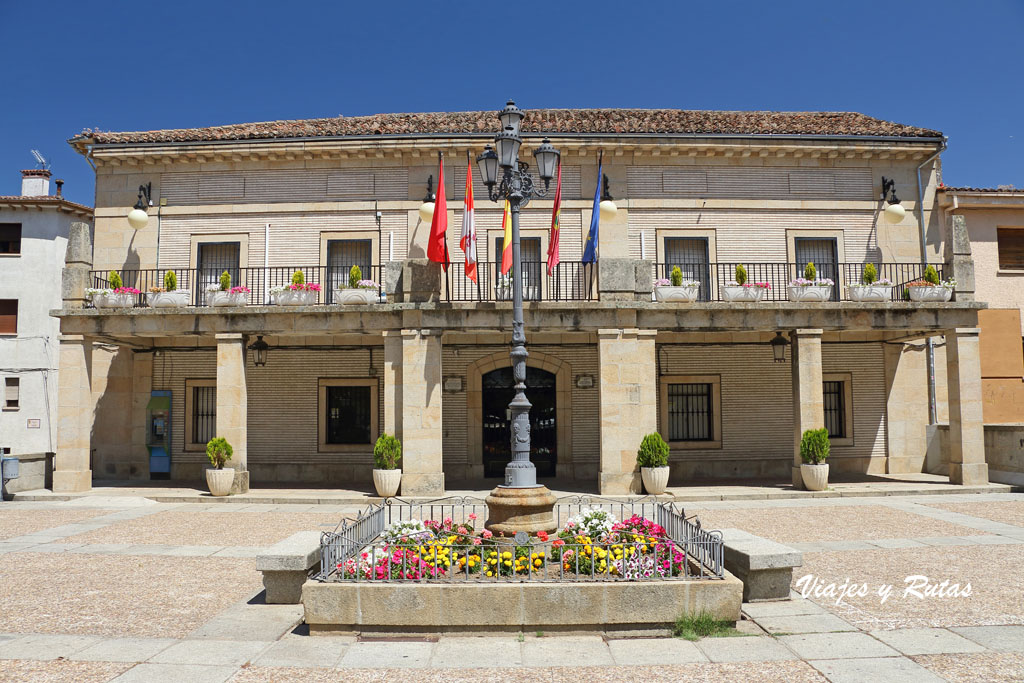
326, 385, 372, 444
663, 237, 710, 300
191, 386, 216, 444
823, 380, 845, 438
667, 383, 713, 441
197, 242, 241, 304
795, 237, 839, 300
327, 240, 372, 303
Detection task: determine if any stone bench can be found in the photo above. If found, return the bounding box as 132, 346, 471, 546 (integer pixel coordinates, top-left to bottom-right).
718, 528, 802, 602
256, 531, 323, 604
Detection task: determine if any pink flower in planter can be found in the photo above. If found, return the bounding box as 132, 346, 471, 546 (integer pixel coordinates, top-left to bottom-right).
481, 529, 493, 539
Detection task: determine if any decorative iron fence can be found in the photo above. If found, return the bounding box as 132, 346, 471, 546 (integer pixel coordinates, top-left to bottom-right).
316, 495, 724, 583
652, 262, 945, 302
444, 261, 596, 302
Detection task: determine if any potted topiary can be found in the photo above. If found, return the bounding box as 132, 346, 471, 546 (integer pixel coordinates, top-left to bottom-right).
799, 428, 830, 491
788, 262, 834, 302
907, 265, 956, 302
637, 432, 671, 495
271, 270, 321, 306
723, 264, 771, 302
89, 271, 139, 308
654, 266, 701, 302
335, 265, 380, 305
206, 270, 250, 307
848, 263, 893, 302
372, 432, 402, 497
205, 436, 235, 497
146, 270, 191, 308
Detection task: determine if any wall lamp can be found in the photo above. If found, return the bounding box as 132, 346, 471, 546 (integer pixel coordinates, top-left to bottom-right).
418, 174, 436, 223
881, 176, 906, 224
770, 331, 790, 363
248, 335, 269, 367
599, 171, 618, 220
127, 182, 153, 230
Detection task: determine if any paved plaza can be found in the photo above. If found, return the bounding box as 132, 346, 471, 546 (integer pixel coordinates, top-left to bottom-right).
1, 490, 1023, 681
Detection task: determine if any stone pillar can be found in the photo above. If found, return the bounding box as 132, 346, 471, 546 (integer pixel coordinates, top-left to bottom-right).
61, 222, 93, 309
945, 328, 988, 485
53, 335, 94, 492
399, 328, 444, 496
130, 352, 154, 480
215, 333, 249, 493
944, 215, 975, 302
382, 331, 402, 436
791, 329, 824, 489
597, 328, 657, 494
393, 259, 442, 304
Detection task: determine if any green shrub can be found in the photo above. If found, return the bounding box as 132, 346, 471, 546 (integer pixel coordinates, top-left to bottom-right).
291, 270, 305, 285
206, 437, 233, 469
803, 261, 817, 280
373, 433, 402, 470
636, 432, 669, 468
923, 264, 940, 285
670, 266, 683, 287
800, 428, 830, 464
734, 264, 747, 285
349, 265, 362, 289
109, 271, 122, 289
861, 263, 878, 285
163, 270, 177, 291
219, 270, 231, 291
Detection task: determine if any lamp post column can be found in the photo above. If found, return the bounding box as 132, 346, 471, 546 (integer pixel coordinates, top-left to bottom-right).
505, 190, 536, 488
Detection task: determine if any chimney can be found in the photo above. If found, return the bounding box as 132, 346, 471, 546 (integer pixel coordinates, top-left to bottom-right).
55, 179, 64, 197
21, 169, 51, 196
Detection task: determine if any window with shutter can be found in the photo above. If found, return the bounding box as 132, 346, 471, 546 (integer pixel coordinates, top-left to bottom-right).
997, 228, 1024, 270
0, 224, 21, 255
4, 377, 18, 409
0, 300, 16, 334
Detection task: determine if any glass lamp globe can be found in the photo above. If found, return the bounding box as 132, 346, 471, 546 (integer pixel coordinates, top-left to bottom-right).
127, 207, 149, 230
418, 201, 435, 223
883, 202, 906, 224
599, 199, 618, 220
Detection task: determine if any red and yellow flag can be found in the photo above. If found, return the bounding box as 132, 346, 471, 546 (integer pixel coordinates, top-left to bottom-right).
460, 162, 477, 282
546, 162, 562, 276
500, 199, 513, 275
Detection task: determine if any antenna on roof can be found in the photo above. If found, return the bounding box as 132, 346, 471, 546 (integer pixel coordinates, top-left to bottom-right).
31, 150, 50, 170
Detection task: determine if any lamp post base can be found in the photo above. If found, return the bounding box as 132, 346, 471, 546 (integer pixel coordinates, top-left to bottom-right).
484, 484, 557, 535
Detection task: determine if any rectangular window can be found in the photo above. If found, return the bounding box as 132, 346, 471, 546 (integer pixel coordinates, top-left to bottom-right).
191, 386, 217, 444
4, 377, 18, 409
326, 385, 372, 444
327, 239, 372, 303
0, 300, 16, 334
197, 242, 241, 304
795, 237, 839, 301
663, 236, 710, 300
0, 224, 21, 255
495, 236, 542, 300
667, 383, 713, 441
823, 380, 846, 439
997, 228, 1024, 270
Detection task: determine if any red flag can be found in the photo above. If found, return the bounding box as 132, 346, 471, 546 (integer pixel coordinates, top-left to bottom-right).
427, 154, 449, 270
500, 200, 513, 275
546, 162, 562, 276
460, 162, 477, 282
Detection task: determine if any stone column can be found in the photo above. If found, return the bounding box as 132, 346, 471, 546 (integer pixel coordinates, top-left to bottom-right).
130, 351, 154, 480
399, 328, 444, 496
215, 333, 249, 493
598, 328, 657, 494
53, 335, 93, 492
382, 331, 402, 436
61, 222, 93, 309
945, 328, 988, 485
791, 329, 824, 489
944, 215, 975, 302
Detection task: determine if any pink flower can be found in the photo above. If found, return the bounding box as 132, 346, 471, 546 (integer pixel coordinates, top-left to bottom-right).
481, 529, 493, 539
473, 538, 482, 546
468, 513, 477, 521
536, 530, 549, 542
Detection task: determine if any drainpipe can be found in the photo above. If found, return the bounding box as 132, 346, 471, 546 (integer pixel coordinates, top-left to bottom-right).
917, 137, 947, 425
264, 223, 271, 303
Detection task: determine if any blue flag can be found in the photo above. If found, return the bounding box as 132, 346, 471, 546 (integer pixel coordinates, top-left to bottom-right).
582, 159, 601, 263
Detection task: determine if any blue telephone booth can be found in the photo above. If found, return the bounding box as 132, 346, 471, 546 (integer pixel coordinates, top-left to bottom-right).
146, 390, 171, 480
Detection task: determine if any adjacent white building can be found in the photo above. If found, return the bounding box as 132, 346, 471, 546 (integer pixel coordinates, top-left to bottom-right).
0, 169, 92, 461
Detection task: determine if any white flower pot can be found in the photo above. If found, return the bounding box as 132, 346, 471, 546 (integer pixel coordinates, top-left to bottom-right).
641, 466, 670, 495
800, 463, 829, 492
722, 286, 765, 302
335, 288, 378, 305
787, 285, 833, 302
655, 285, 700, 302
93, 292, 136, 308
275, 289, 318, 306
208, 291, 248, 307
373, 468, 402, 497
146, 290, 191, 308
908, 285, 953, 302
848, 285, 893, 302
206, 467, 235, 497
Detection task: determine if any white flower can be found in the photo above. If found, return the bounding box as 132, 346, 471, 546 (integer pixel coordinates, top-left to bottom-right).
564, 507, 618, 541
380, 519, 432, 546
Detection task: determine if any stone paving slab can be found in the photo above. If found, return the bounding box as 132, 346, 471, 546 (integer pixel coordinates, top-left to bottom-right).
521, 635, 615, 667
251, 635, 353, 668
429, 635, 524, 668
869, 628, 987, 655
755, 613, 858, 634
0, 633, 102, 660
70, 637, 179, 662
865, 538, 928, 549
188, 603, 304, 642
778, 632, 900, 659
911, 651, 1024, 682
694, 636, 796, 662
809, 656, 945, 682
0, 659, 132, 682
606, 637, 707, 664
150, 639, 270, 666
111, 662, 238, 683
952, 625, 1024, 652
338, 640, 434, 668
742, 600, 828, 619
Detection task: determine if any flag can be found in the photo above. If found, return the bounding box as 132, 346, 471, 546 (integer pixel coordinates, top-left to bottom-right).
427, 153, 449, 270
500, 199, 513, 275
546, 161, 562, 276
582, 155, 601, 264
460, 162, 477, 282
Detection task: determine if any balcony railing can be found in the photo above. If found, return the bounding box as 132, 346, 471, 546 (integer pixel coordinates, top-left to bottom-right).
651, 262, 945, 302
444, 261, 596, 302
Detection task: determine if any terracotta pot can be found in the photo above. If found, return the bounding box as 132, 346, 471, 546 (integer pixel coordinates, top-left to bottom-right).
335, 288, 378, 305
908, 285, 953, 302
787, 285, 833, 302
206, 467, 235, 497
800, 463, 829, 491
848, 285, 893, 302
641, 466, 670, 495
275, 289, 318, 306
722, 286, 765, 302
146, 290, 191, 308
373, 468, 402, 497
655, 285, 700, 303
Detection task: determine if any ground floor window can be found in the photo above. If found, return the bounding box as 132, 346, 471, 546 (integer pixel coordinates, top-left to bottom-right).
658, 375, 722, 449
822, 373, 854, 446
184, 379, 216, 450
4, 377, 19, 409
318, 379, 378, 451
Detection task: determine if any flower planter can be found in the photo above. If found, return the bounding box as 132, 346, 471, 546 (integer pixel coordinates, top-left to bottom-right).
787, 285, 833, 302
800, 463, 829, 492
146, 290, 191, 308
848, 285, 893, 302
373, 468, 402, 497
654, 285, 700, 303
93, 292, 136, 308
335, 288, 378, 305
206, 467, 235, 497
208, 291, 248, 307
722, 286, 765, 302
275, 289, 318, 306
641, 466, 670, 495
908, 285, 953, 302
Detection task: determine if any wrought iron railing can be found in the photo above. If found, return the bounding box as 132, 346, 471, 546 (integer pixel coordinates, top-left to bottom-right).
444, 261, 596, 302
651, 262, 945, 302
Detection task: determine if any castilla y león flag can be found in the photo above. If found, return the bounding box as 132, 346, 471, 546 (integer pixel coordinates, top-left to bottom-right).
427, 153, 449, 270
460, 162, 477, 282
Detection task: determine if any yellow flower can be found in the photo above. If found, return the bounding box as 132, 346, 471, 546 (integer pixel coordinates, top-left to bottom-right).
530, 553, 538, 560
502, 551, 512, 559
533, 558, 543, 567
504, 560, 512, 567
486, 571, 493, 577
468, 560, 476, 568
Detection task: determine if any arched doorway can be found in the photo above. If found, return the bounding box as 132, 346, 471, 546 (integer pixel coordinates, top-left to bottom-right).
481, 366, 557, 478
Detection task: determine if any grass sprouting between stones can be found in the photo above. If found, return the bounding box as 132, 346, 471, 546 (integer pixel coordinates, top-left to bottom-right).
673, 612, 745, 641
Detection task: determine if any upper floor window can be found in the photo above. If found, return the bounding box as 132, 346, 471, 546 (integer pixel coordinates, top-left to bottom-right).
997, 228, 1024, 270
3, 377, 18, 410
0, 300, 16, 335
327, 239, 372, 303
0, 223, 20, 255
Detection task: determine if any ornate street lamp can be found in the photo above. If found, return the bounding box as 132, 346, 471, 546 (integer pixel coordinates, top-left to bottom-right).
475, 100, 559, 497
248, 335, 269, 367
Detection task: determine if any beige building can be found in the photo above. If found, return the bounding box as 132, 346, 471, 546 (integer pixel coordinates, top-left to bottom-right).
54, 108, 989, 495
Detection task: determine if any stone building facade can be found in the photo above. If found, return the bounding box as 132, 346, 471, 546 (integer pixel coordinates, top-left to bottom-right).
54, 108, 989, 494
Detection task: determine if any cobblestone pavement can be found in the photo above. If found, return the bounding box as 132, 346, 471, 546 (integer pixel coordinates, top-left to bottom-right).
0, 491, 1021, 681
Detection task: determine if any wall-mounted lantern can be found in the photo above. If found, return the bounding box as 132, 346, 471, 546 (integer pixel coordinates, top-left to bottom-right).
770, 331, 790, 363
881, 176, 906, 224
127, 182, 153, 230
248, 335, 269, 367
418, 175, 436, 223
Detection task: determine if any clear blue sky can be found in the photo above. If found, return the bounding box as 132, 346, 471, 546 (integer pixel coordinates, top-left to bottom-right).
2, 0, 1021, 206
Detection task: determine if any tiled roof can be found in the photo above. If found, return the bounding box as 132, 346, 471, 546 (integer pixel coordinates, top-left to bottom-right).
21, 169, 52, 177
939, 186, 1021, 193
0, 196, 93, 215
70, 109, 942, 145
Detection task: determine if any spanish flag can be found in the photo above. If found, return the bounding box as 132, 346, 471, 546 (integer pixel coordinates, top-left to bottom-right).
546, 161, 562, 276
500, 199, 513, 275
